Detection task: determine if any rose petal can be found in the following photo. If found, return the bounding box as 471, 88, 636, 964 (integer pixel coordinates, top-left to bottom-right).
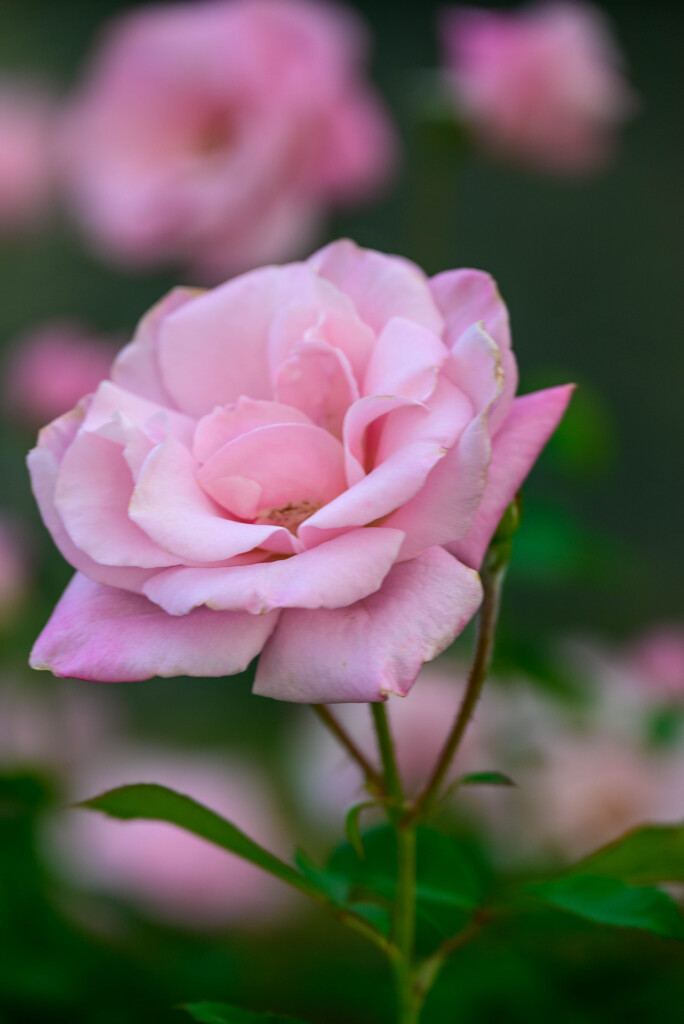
193, 397, 313, 464
30, 573, 278, 682
449, 384, 575, 569
143, 527, 404, 614
362, 316, 448, 401
253, 546, 482, 702
432, 270, 517, 435
197, 422, 346, 521
112, 287, 202, 406
130, 435, 296, 562
55, 428, 179, 568
274, 339, 359, 438
158, 265, 334, 417
309, 239, 444, 336
28, 424, 154, 594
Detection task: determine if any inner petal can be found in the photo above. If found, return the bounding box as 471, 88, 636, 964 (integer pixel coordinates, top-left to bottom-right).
193, 396, 313, 464
196, 422, 347, 529
274, 340, 359, 438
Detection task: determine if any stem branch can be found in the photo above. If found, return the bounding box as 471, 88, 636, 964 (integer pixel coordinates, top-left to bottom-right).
311, 704, 384, 794
413, 554, 507, 820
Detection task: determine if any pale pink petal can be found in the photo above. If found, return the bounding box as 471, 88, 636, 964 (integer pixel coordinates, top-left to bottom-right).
143, 527, 404, 615
158, 265, 329, 417
54, 429, 179, 569
83, 379, 194, 443
253, 547, 482, 703
384, 414, 492, 560
30, 573, 277, 682
432, 271, 517, 434
28, 443, 153, 594
300, 380, 470, 545
449, 384, 575, 569
343, 393, 419, 484
362, 316, 448, 401
197, 423, 346, 521
309, 239, 444, 336
193, 398, 313, 464
274, 340, 358, 438
129, 435, 295, 562
112, 287, 202, 405
267, 282, 375, 384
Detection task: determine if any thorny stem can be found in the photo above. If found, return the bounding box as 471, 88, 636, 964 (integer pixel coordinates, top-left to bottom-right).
311, 704, 384, 794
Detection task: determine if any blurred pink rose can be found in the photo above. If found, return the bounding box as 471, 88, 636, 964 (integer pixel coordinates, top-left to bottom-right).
28, 239, 572, 700
0, 517, 29, 616
63, 0, 396, 279
51, 750, 292, 927
0, 81, 55, 230
629, 627, 684, 697
441, 1, 636, 174
5, 322, 118, 426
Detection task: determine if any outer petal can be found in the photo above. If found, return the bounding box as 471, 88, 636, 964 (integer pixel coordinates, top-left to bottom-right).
54, 428, 179, 568
143, 528, 404, 615
309, 239, 444, 336
30, 573, 278, 682
449, 384, 575, 569
253, 546, 483, 703
28, 417, 153, 593
432, 269, 517, 435
111, 287, 202, 406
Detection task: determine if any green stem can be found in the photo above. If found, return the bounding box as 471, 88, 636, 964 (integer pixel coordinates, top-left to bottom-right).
312, 704, 384, 794
371, 704, 423, 1023
370, 703, 403, 807
412, 554, 508, 820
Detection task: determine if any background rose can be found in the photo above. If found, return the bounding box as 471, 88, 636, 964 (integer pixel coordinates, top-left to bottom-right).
440, 1, 637, 175
51, 750, 292, 928
0, 80, 56, 232
29, 239, 572, 701
4, 322, 119, 427
62, 0, 396, 279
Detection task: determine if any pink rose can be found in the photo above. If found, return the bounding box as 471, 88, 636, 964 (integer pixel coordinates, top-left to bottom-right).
50, 750, 292, 927
29, 240, 572, 701
440, 2, 636, 175
0, 81, 56, 230
5, 322, 118, 426
62, 0, 395, 279
629, 627, 684, 698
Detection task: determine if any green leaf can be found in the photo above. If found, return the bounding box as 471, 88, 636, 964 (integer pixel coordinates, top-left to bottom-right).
78, 784, 325, 902
458, 771, 516, 788
344, 802, 379, 860
181, 1003, 309, 1024
528, 875, 684, 941
329, 826, 486, 936
568, 823, 684, 886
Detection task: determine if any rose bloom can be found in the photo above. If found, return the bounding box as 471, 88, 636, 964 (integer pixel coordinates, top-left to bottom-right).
29, 239, 572, 701
5, 322, 118, 426
50, 750, 292, 927
440, 1, 636, 175
0, 81, 55, 230
62, 0, 395, 279
629, 627, 684, 698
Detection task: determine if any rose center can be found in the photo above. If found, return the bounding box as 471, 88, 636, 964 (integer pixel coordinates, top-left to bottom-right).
254, 500, 323, 533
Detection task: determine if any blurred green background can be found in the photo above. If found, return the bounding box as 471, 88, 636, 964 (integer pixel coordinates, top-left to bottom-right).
1, 1, 683, 1022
